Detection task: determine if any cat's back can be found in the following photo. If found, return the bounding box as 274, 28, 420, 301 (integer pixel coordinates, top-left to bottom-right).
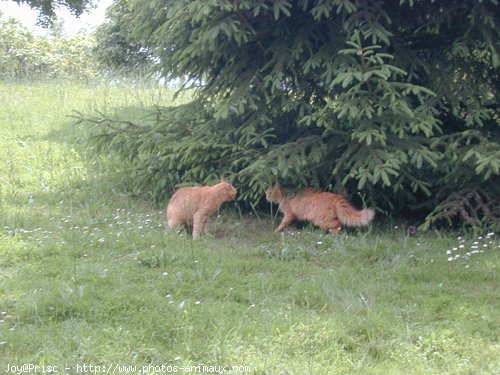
288, 189, 340, 212
170, 185, 201, 199
289, 188, 331, 202
167, 186, 205, 213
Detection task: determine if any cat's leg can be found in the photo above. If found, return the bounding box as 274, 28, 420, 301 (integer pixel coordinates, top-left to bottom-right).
167, 216, 191, 237
201, 219, 210, 235
167, 215, 184, 230
332, 218, 342, 233
275, 214, 296, 232
192, 212, 207, 240
319, 218, 342, 234
328, 218, 342, 233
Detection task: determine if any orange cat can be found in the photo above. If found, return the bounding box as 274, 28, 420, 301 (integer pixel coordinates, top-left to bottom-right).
266, 184, 374, 233
166, 177, 237, 239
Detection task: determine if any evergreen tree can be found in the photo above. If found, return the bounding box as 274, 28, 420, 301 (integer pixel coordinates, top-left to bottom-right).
86, 0, 499, 230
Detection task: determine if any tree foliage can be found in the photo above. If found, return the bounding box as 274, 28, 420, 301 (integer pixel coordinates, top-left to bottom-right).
0, 18, 99, 80
13, 0, 93, 25
92, 0, 155, 73
86, 0, 499, 230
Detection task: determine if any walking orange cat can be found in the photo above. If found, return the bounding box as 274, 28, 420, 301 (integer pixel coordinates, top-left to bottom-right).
166, 177, 237, 239
266, 184, 374, 233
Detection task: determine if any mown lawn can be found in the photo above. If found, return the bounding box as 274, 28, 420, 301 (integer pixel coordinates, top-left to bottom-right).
0, 81, 498, 374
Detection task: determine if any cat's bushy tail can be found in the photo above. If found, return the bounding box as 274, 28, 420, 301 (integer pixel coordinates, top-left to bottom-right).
335, 199, 375, 227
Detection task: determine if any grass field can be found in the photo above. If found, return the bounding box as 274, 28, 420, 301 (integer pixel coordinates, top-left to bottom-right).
0, 81, 498, 374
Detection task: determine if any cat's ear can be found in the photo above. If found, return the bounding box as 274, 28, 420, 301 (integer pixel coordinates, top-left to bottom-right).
220, 176, 225, 183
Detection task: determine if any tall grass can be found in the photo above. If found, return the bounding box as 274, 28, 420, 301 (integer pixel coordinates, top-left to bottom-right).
0, 80, 498, 374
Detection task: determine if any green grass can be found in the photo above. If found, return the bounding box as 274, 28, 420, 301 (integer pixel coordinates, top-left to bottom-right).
0, 81, 498, 374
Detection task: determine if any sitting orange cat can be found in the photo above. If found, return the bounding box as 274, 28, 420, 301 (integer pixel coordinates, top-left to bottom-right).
166, 177, 237, 239
266, 184, 374, 233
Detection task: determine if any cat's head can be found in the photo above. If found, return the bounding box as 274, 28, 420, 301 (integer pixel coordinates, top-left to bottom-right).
265, 184, 283, 203
218, 176, 237, 201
